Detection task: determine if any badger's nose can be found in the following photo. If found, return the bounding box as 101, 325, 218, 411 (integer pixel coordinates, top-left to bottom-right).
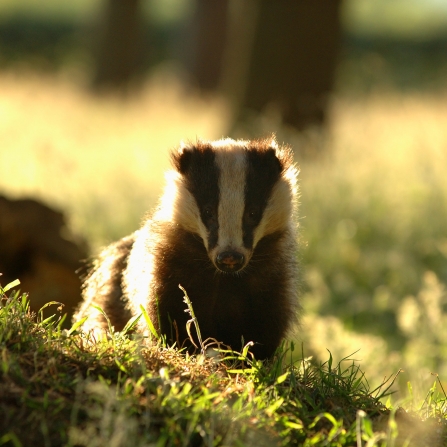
215, 251, 245, 272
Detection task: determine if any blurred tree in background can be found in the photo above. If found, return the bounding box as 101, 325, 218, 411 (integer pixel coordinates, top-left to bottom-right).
188, 0, 342, 129
92, 0, 145, 89
92, 0, 342, 129
187, 0, 230, 91
229, 1, 341, 129
1, 0, 446, 114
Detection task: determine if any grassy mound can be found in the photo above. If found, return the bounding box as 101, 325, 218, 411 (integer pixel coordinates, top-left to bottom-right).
1, 280, 446, 446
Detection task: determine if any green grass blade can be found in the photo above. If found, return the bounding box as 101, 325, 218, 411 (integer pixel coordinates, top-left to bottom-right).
2, 279, 20, 293
139, 304, 160, 340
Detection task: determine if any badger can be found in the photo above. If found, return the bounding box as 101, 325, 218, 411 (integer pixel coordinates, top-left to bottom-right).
74, 137, 299, 360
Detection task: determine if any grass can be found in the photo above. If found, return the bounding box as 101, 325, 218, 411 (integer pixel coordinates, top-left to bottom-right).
0, 70, 227, 247
2, 71, 447, 386
2, 280, 447, 447
297, 92, 447, 391
1, 70, 447, 429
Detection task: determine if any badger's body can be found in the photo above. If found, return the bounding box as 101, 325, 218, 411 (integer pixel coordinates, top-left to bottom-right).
75, 138, 299, 359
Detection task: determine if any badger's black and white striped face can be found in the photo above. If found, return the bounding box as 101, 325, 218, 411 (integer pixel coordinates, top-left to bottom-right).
166, 138, 297, 273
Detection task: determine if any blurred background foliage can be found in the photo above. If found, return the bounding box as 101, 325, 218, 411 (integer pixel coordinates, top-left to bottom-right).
1, 0, 447, 396
1, 0, 447, 91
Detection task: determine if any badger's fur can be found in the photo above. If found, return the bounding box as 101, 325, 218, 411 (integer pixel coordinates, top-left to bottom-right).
75, 137, 299, 359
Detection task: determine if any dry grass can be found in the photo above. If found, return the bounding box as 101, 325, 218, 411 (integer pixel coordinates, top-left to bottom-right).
0, 69, 228, 246
298, 90, 447, 393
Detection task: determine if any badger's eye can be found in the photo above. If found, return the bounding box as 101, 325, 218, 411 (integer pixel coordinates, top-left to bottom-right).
203, 205, 216, 224
245, 206, 261, 224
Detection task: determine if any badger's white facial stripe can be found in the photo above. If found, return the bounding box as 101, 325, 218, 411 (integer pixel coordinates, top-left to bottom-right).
253, 178, 292, 246
214, 146, 247, 251
174, 184, 208, 239
154, 172, 208, 243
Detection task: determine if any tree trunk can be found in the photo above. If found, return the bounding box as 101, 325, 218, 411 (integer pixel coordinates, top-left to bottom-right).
241, 0, 342, 129
188, 0, 231, 90
92, 0, 144, 90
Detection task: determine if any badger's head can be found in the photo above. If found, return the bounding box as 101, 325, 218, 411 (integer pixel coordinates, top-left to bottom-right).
158, 138, 298, 273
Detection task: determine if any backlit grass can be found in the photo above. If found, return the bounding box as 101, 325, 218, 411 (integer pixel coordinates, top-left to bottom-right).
1, 70, 447, 395
2, 280, 447, 446
0, 69, 228, 246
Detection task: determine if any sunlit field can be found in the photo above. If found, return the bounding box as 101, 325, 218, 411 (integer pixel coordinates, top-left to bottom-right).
1, 70, 447, 398
300, 92, 447, 390
0, 69, 229, 246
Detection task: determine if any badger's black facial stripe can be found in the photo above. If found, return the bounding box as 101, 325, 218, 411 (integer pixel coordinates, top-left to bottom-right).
177, 142, 284, 254
243, 148, 282, 248
179, 145, 220, 249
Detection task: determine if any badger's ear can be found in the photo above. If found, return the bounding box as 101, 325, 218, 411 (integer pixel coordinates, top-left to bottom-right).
265, 147, 284, 174
271, 143, 294, 174
171, 141, 215, 175
171, 144, 194, 174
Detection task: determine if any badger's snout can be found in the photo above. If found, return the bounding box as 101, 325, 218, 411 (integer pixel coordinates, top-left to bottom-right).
215, 250, 245, 273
